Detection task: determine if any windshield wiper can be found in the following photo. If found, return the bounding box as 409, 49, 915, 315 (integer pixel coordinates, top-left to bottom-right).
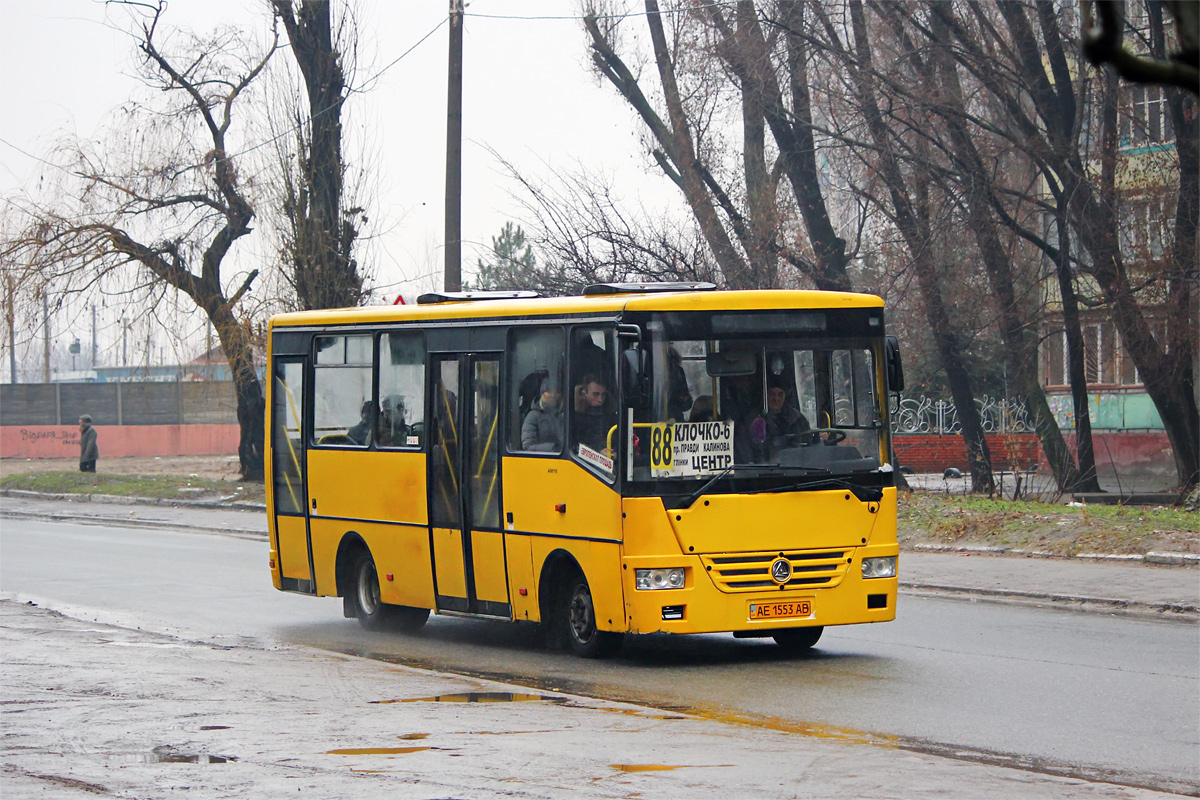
762, 476, 884, 503
675, 464, 827, 509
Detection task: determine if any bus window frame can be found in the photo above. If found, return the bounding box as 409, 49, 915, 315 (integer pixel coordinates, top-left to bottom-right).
309, 332, 374, 448
566, 323, 620, 485
374, 329, 427, 452
506, 324, 568, 458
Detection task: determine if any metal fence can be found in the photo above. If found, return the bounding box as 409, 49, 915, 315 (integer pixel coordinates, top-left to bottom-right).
891, 395, 1035, 435
0, 382, 239, 426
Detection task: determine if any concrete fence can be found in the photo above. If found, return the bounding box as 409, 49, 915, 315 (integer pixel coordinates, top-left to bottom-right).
0, 382, 238, 426
1, 382, 241, 459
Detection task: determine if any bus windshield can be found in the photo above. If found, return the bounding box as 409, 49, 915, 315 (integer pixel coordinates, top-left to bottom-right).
629, 313, 885, 484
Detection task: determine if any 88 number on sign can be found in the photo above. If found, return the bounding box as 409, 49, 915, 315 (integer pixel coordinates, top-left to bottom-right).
649, 424, 674, 471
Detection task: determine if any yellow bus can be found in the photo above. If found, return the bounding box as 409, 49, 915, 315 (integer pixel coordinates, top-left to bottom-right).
266, 283, 903, 657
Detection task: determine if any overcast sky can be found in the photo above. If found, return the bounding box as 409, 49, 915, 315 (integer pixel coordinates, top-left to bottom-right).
0, 0, 679, 299
0, 0, 687, 371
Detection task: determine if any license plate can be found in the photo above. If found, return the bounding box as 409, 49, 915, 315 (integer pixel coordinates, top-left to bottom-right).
748, 599, 813, 620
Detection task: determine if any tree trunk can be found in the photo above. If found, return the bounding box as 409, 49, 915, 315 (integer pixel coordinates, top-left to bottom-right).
846, 0, 993, 493
1052, 212, 1102, 491
211, 305, 264, 481
274, 0, 363, 311
925, 14, 1091, 493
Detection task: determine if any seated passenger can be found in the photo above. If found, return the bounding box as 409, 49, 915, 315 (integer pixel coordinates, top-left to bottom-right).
572, 374, 614, 454
666, 347, 693, 421
689, 394, 714, 423
347, 400, 374, 445
376, 395, 410, 446
521, 376, 563, 452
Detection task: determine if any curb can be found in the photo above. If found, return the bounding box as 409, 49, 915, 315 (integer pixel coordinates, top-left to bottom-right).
0, 508, 266, 541
899, 581, 1199, 619
908, 542, 1199, 566
2, 488, 266, 513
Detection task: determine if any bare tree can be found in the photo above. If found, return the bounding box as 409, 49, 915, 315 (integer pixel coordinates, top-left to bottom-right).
1, 2, 276, 479
928, 0, 1197, 489
272, 0, 367, 310
854, 2, 1100, 492
493, 160, 720, 294
583, 1, 855, 291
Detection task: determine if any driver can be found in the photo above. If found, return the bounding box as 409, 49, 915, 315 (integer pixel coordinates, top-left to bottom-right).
764, 384, 817, 447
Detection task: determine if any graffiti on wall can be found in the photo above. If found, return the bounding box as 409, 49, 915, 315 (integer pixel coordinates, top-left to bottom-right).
17, 428, 80, 448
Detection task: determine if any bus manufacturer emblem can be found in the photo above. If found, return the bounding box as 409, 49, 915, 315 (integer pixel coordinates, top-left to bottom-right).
770, 558, 792, 584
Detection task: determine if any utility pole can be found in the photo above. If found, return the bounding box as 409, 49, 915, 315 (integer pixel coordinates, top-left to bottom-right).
6, 276, 16, 384
42, 292, 50, 383
91, 305, 97, 370
444, 0, 464, 292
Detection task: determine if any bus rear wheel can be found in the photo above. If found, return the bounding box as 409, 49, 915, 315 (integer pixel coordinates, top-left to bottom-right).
773, 626, 823, 654
564, 574, 622, 659
349, 551, 429, 632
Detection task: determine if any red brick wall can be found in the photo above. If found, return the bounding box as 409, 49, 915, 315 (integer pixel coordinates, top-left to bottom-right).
894, 433, 1041, 472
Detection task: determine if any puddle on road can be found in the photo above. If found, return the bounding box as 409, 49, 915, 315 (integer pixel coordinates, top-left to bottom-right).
114, 752, 236, 764
399, 733, 429, 740
612, 764, 733, 772
600, 707, 689, 721
326, 746, 432, 755
199, 726, 231, 731
373, 692, 568, 705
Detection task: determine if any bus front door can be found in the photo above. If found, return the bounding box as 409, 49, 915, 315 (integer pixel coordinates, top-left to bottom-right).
428, 354, 510, 618
270, 356, 314, 594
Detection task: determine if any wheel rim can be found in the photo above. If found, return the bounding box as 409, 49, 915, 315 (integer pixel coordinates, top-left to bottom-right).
567, 582, 596, 645
357, 559, 380, 616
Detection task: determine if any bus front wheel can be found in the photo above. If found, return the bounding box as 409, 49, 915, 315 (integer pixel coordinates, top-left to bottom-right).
349, 551, 429, 632
564, 575, 623, 659
773, 626, 823, 653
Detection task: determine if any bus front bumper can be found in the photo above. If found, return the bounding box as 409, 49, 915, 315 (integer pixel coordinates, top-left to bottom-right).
621, 545, 898, 635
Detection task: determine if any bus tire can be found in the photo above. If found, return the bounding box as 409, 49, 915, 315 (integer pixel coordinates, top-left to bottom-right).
772, 626, 823, 653
349, 550, 429, 632
564, 574, 622, 659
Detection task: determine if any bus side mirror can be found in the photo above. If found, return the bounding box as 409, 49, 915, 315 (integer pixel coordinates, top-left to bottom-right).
621, 349, 649, 409
885, 336, 905, 393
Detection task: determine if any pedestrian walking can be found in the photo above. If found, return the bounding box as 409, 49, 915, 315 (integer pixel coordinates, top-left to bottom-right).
78, 415, 98, 473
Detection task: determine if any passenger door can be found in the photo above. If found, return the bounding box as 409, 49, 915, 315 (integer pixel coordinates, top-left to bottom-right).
270, 356, 313, 593
428, 353, 510, 617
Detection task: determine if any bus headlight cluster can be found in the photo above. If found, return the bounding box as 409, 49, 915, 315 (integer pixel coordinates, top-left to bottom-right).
635, 568, 686, 590
861, 556, 896, 579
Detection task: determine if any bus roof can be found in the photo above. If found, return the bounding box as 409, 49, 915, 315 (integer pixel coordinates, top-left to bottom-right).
267, 288, 883, 329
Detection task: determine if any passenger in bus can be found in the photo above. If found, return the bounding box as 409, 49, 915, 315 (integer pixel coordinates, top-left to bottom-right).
721, 371, 764, 462
688, 394, 715, 423
573, 374, 614, 454
347, 400, 374, 445
376, 395, 409, 446
521, 375, 564, 452
666, 347, 693, 421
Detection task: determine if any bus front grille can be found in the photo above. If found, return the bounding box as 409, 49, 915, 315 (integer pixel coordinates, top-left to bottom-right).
701, 550, 850, 593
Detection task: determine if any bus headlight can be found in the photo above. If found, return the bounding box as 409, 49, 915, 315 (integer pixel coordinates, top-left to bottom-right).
635, 568, 686, 590
861, 557, 896, 579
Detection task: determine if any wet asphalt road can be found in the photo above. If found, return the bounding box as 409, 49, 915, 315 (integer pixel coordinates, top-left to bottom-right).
2, 516, 1197, 794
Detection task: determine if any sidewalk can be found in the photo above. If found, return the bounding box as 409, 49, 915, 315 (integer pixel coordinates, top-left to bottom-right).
2, 492, 1197, 619
0, 599, 1184, 800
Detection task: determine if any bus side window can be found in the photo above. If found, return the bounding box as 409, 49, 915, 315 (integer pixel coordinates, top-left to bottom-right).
509, 327, 565, 454
311, 334, 373, 446
378, 332, 425, 448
